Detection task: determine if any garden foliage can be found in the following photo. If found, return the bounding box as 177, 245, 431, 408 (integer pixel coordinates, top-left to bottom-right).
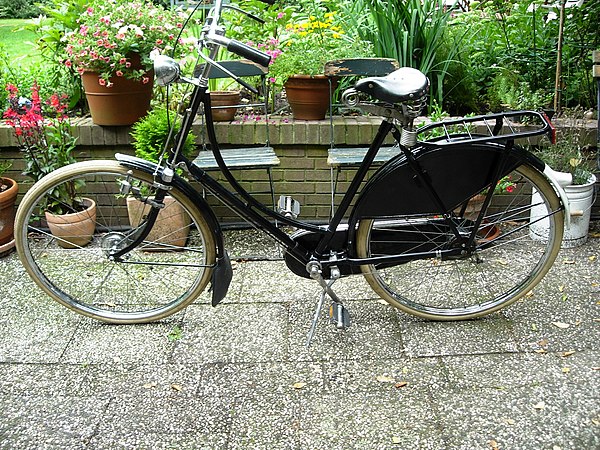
0, 0, 599, 115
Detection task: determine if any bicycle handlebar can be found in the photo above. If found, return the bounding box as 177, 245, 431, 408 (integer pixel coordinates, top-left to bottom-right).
201, 0, 271, 68
227, 39, 271, 67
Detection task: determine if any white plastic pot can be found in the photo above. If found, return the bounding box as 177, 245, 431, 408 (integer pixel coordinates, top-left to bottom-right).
530, 174, 596, 248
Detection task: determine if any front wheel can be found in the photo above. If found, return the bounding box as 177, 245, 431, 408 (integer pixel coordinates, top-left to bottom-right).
15, 160, 217, 323
355, 163, 563, 320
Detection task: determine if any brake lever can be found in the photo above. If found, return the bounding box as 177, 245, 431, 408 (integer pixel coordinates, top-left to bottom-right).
197, 51, 260, 95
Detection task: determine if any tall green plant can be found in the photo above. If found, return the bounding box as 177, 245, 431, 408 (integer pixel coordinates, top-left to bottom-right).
26, 0, 89, 109
348, 0, 458, 105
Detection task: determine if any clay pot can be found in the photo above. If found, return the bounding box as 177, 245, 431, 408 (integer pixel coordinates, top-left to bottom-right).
284, 75, 336, 120
210, 91, 241, 122
126, 196, 191, 250
0, 177, 18, 252
45, 198, 97, 249
81, 54, 154, 126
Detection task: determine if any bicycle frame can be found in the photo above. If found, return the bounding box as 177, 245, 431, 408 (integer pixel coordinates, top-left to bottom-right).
115, 0, 564, 278
164, 85, 402, 265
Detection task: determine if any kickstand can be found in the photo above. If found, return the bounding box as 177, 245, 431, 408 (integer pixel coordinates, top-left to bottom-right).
306, 280, 334, 347
305, 261, 351, 347
305, 280, 351, 347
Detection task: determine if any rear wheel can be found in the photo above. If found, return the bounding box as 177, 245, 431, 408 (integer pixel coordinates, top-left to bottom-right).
356, 163, 563, 320
15, 160, 216, 323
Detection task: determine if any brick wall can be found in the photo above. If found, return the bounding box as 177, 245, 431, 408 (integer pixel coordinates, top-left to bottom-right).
1, 116, 598, 223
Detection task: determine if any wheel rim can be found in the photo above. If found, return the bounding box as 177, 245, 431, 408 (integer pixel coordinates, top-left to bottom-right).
15, 161, 215, 323
356, 164, 563, 320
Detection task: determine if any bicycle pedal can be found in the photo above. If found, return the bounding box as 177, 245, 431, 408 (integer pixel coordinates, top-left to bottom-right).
329, 303, 351, 330
277, 195, 301, 219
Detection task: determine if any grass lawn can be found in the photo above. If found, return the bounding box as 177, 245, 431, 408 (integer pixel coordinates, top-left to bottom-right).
0, 19, 41, 67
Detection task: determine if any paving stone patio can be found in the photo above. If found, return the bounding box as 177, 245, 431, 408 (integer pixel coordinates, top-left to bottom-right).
0, 228, 598, 449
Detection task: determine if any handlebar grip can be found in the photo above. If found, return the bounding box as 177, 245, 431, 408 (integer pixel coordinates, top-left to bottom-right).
227, 40, 271, 68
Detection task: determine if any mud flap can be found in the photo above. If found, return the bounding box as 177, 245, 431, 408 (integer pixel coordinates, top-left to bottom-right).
211, 250, 233, 307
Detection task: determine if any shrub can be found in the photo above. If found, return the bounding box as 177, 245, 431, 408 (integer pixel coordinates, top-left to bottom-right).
0, 0, 47, 19
130, 107, 196, 163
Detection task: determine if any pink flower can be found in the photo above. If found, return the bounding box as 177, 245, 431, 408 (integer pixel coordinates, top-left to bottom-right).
269, 77, 276, 83
125, 62, 132, 68
277, 12, 285, 19
86, 7, 94, 15
142, 77, 150, 84
79, 25, 89, 37
116, 70, 123, 77
98, 78, 106, 86
116, 33, 125, 40
64, 59, 72, 68
156, 39, 163, 45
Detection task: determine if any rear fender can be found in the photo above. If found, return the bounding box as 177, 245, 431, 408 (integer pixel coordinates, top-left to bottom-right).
543, 165, 571, 227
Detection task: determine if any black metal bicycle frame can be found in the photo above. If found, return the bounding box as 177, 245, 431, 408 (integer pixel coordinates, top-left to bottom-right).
162, 82, 490, 268
178, 84, 397, 260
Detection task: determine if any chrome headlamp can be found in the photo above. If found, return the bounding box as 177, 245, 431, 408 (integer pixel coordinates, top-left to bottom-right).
153, 55, 181, 86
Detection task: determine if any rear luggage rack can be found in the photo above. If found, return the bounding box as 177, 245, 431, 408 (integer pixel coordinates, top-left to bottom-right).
418, 110, 555, 147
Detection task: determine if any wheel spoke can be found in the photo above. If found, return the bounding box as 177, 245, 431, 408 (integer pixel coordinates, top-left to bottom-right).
356, 163, 563, 319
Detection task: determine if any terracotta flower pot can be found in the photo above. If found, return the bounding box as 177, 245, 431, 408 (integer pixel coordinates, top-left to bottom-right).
81, 54, 154, 126
0, 177, 18, 249
45, 198, 97, 249
210, 91, 241, 122
455, 193, 485, 221
284, 75, 336, 120
126, 196, 191, 250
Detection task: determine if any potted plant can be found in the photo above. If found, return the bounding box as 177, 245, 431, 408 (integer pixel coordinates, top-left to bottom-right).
3, 83, 95, 249
64, 0, 187, 125
530, 109, 596, 247
268, 7, 373, 120
128, 107, 197, 249
0, 160, 18, 256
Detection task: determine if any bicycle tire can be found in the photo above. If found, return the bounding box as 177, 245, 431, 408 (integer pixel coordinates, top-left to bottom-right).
355, 163, 563, 320
15, 160, 216, 324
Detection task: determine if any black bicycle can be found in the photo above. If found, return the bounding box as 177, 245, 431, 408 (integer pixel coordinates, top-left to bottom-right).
15, 0, 568, 338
